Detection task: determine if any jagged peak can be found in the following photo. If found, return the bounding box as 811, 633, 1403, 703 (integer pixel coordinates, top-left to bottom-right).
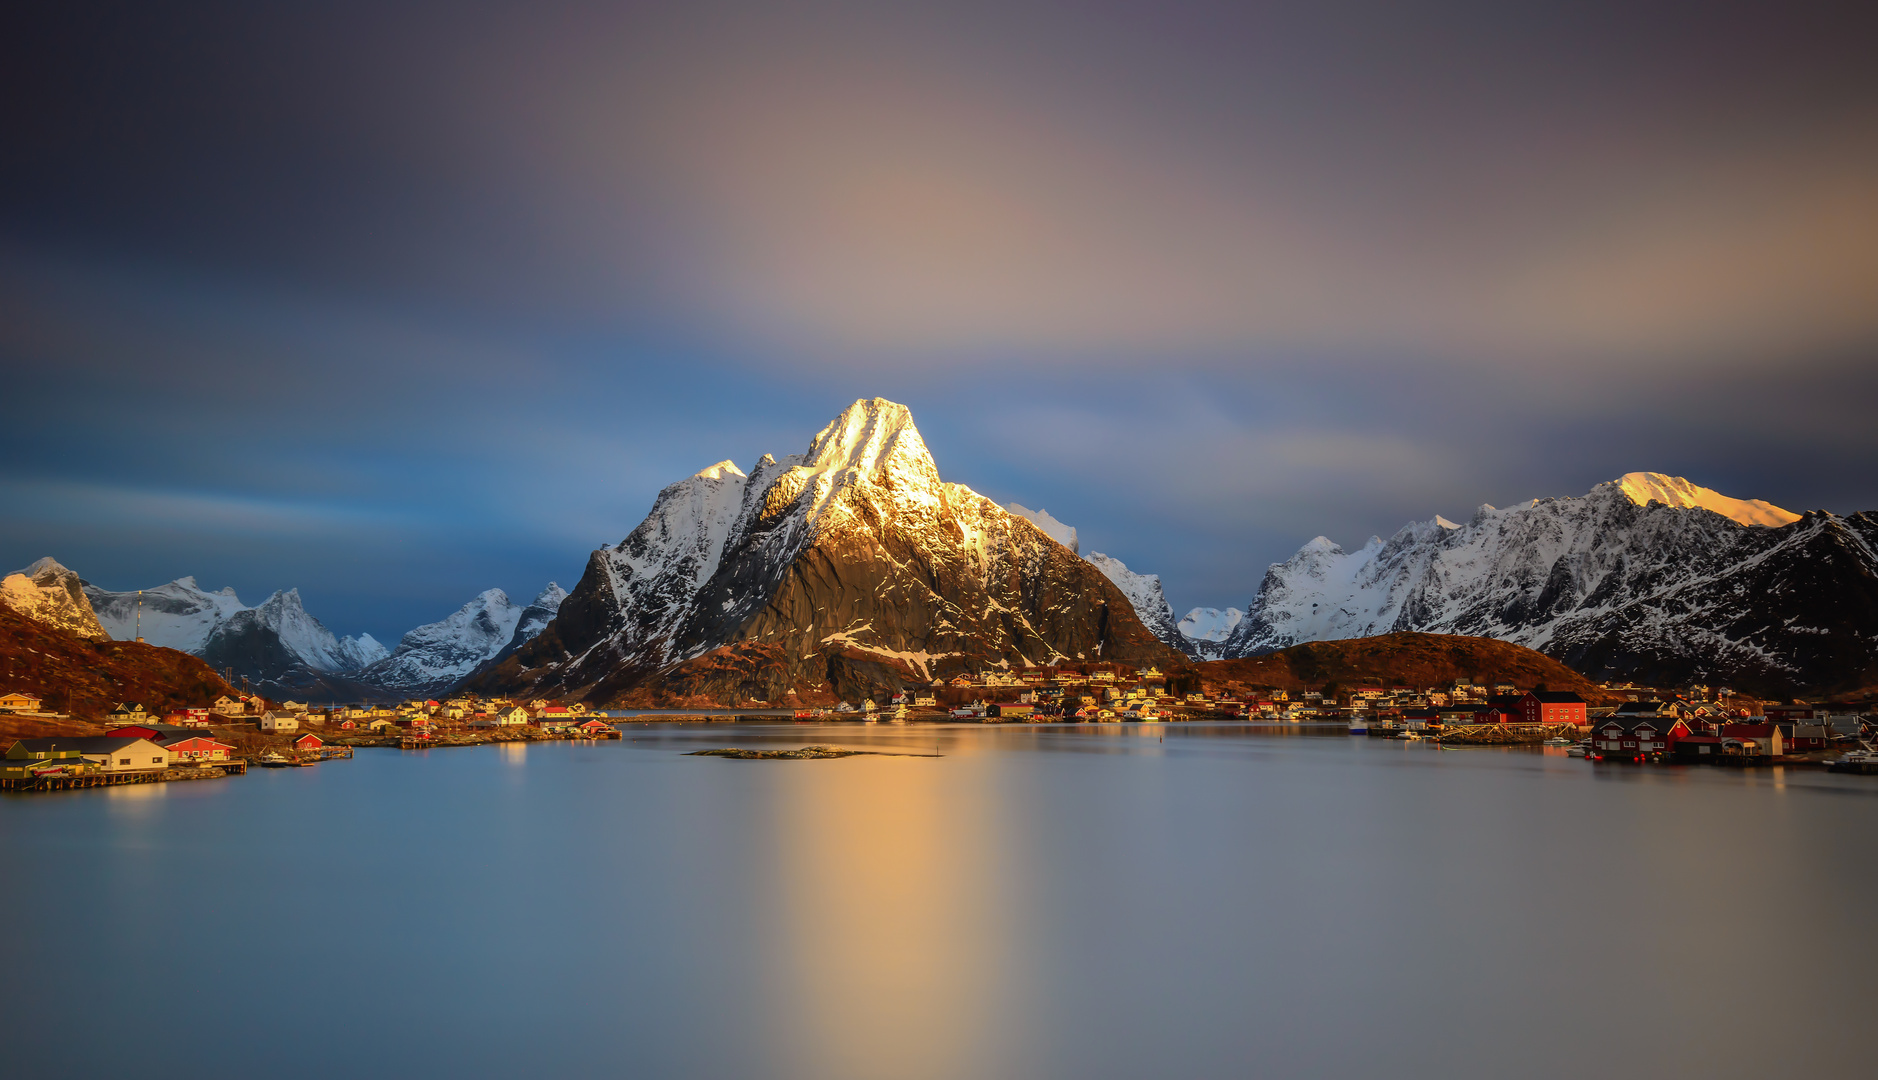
801, 397, 936, 480
1609, 471, 1798, 527
19, 556, 74, 579
532, 581, 566, 606
1299, 536, 1342, 555
693, 460, 746, 482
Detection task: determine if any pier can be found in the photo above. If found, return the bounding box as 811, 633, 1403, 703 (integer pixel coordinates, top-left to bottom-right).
2, 761, 246, 793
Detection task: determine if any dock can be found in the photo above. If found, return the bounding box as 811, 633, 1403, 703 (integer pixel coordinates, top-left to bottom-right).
1, 761, 247, 793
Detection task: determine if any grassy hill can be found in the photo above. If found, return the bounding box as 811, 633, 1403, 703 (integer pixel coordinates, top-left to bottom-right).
0, 603, 240, 738
1194, 632, 1610, 702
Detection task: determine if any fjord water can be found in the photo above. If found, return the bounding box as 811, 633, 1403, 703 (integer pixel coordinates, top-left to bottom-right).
4, 725, 1875, 1080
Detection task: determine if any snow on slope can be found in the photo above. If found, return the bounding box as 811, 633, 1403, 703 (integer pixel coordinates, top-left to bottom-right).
88, 576, 386, 672
1615, 472, 1799, 527
209, 588, 389, 672
86, 576, 248, 653
1217, 473, 1836, 685
2, 558, 108, 640
486, 398, 1176, 702
360, 587, 529, 692
1177, 606, 1243, 660
1085, 551, 1182, 651
1005, 504, 1079, 553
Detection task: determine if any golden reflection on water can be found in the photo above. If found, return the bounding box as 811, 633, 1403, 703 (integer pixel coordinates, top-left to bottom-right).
497, 741, 528, 765
762, 755, 1010, 1080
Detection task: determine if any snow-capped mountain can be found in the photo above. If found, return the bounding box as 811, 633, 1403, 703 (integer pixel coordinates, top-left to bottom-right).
2, 558, 108, 641
1084, 551, 1182, 653
1177, 607, 1243, 661
86, 577, 387, 677
473, 398, 1175, 705
361, 585, 561, 695
1005, 504, 1079, 553
197, 588, 388, 682
1219, 472, 1878, 695
86, 576, 249, 653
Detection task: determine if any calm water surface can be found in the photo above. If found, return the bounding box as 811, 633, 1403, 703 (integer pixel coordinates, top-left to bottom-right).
4, 723, 1875, 1079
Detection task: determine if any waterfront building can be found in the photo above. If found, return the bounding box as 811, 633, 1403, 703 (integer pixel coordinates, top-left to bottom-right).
1520, 691, 1588, 726
0, 691, 44, 712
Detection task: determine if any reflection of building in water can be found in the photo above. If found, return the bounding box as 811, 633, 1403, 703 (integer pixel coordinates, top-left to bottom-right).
763, 759, 1014, 1080
498, 741, 528, 764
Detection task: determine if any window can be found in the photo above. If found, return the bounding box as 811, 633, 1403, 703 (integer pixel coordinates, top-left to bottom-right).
119, 758, 130, 765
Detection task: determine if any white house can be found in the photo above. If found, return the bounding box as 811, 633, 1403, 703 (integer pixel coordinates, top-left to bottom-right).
259, 711, 300, 733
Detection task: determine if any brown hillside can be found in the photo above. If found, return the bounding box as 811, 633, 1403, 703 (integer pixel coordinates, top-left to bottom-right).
0, 603, 240, 726
1196, 633, 1611, 703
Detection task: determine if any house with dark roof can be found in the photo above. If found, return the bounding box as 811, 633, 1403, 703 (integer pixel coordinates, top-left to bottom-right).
8, 736, 169, 772
1520, 691, 1587, 726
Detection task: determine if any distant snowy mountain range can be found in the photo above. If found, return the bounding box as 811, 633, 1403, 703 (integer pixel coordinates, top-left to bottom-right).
71, 572, 563, 700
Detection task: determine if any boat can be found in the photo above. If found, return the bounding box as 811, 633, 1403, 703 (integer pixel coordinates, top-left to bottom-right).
1348, 720, 1369, 735
254, 752, 292, 768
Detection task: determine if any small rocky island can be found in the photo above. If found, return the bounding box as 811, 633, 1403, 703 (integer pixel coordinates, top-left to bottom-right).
686, 745, 938, 760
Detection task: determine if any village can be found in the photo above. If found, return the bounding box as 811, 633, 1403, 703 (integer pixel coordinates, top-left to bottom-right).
768, 664, 1878, 766
0, 690, 622, 792
4, 668, 1876, 792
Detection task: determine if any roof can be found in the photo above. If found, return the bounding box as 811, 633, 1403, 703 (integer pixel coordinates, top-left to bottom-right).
9, 736, 155, 754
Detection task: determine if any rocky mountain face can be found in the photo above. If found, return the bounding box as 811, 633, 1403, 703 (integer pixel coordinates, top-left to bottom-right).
471, 398, 1178, 706
359, 584, 563, 696
1218, 473, 1878, 696
1177, 607, 1243, 661
194, 588, 387, 685
1083, 551, 1183, 653
2, 558, 108, 641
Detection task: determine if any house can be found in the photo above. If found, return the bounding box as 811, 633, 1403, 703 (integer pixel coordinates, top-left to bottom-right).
334, 718, 357, 730
574, 718, 611, 737
0, 691, 44, 712
987, 703, 1036, 719
1593, 716, 1693, 759
949, 674, 975, 688
497, 706, 531, 726
109, 702, 148, 718
536, 711, 574, 733
11, 736, 169, 772
365, 718, 398, 732
161, 734, 236, 762
259, 711, 300, 733
1473, 697, 1526, 724
1782, 723, 1832, 751
1521, 691, 1588, 727
1719, 722, 1784, 757
2, 741, 86, 779
292, 733, 325, 752
913, 694, 936, 707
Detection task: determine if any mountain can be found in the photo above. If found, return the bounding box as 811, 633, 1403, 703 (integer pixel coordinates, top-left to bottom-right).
360, 585, 562, 696
195, 588, 387, 685
1177, 607, 1243, 661
1084, 551, 1183, 653
1218, 473, 1878, 696
488, 582, 566, 666
0, 588, 239, 729
1196, 633, 1609, 702
2, 558, 108, 641
470, 398, 1178, 706
85, 576, 249, 652
1005, 504, 1079, 553
85, 577, 387, 675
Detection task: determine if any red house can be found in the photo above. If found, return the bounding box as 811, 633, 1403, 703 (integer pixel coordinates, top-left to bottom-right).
163, 734, 236, 762
574, 718, 611, 736
1474, 697, 1525, 724
1520, 691, 1587, 726
293, 733, 325, 751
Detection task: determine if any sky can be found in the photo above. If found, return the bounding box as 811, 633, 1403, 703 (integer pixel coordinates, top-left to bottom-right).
3, 0, 1876, 644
